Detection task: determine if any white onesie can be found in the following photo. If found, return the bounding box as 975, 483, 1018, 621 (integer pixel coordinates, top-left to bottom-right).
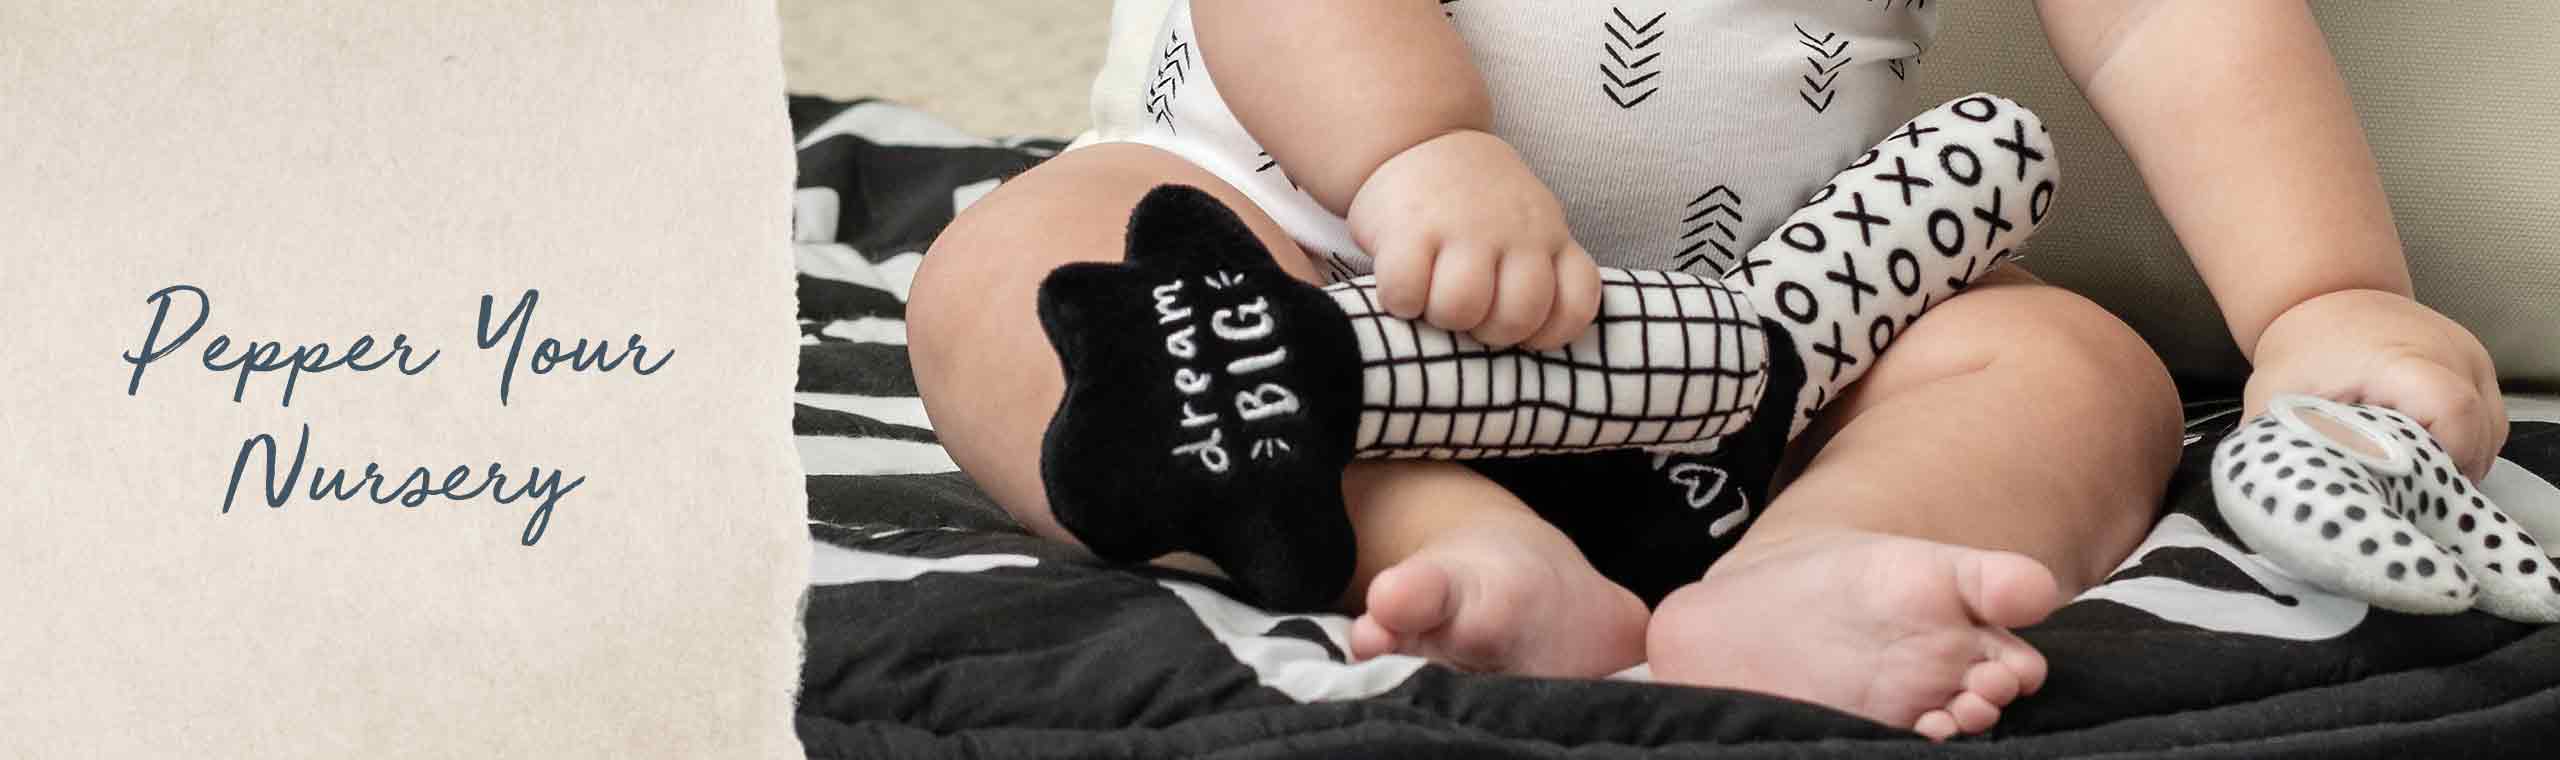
1085, 0, 1939, 278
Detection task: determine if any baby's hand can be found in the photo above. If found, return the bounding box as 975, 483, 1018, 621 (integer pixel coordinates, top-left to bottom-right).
1345, 130, 1601, 350
2247, 289, 2508, 479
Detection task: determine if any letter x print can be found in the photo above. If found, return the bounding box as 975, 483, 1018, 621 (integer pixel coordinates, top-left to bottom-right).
1832, 191, 1891, 245
1991, 117, 2046, 181
1825, 250, 1878, 315
1812, 321, 1857, 382
1874, 157, 1933, 207
1887, 119, 1940, 149
1971, 187, 2013, 250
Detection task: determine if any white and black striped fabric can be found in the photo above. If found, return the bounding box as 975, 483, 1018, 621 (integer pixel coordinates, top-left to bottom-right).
787, 94, 1060, 486
787, 95, 2560, 759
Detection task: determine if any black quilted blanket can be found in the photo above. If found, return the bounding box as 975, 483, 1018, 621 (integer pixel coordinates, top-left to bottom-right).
783, 95, 2560, 759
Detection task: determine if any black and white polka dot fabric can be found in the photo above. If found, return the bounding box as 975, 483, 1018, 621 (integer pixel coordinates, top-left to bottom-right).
2212, 394, 2560, 623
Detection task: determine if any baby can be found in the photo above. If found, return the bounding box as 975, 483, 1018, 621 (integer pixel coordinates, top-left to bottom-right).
909, 0, 2507, 739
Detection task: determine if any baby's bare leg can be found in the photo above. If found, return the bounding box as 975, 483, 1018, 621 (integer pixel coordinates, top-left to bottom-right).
910, 143, 1643, 675
1647, 268, 2183, 740
1748, 268, 2180, 590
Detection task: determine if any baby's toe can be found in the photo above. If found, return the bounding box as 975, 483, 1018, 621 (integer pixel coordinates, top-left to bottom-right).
1956, 550, 2061, 629
1362, 560, 1456, 638
1348, 615, 1401, 661
1946, 691, 2002, 735
1962, 657, 2023, 706
1913, 710, 1959, 742
1984, 629, 2047, 697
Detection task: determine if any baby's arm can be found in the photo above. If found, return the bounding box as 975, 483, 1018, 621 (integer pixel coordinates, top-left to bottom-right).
2037, 0, 2506, 475
1194, 1, 1600, 349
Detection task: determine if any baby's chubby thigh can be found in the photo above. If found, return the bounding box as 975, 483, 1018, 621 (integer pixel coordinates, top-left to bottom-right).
1806, 266, 2175, 441
1773, 265, 2186, 591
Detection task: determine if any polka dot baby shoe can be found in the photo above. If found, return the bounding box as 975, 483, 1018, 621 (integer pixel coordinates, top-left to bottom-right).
2211, 394, 2560, 623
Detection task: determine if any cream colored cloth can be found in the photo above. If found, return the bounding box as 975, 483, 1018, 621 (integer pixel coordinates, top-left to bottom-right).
2, 1, 805, 756
783, 0, 1109, 138
1083, 0, 2560, 388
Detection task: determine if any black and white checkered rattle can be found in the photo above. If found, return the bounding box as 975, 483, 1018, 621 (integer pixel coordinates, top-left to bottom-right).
1036, 94, 2059, 608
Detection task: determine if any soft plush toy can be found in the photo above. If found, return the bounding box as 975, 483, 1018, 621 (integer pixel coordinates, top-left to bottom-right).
2211, 394, 2560, 623
1036, 93, 2059, 609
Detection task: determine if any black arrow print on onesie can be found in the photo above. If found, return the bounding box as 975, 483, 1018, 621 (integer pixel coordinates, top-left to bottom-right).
1796, 23, 1851, 113
1602, 7, 1667, 109
1145, 30, 1193, 133
1676, 185, 1743, 273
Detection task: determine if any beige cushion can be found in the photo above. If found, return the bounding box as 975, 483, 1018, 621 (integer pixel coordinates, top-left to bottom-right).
1079, 1, 2560, 387
1918, 2, 2560, 388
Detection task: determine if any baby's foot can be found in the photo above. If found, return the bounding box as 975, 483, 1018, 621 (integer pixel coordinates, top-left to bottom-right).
1348, 526, 1649, 678
1646, 530, 2060, 740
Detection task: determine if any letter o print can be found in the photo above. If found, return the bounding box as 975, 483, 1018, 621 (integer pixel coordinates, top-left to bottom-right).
2030, 179, 2056, 224
1939, 145, 1983, 187
1782, 222, 1827, 253
1887, 249, 1923, 295
1806, 183, 1837, 205
1952, 96, 2000, 122
1928, 209, 1967, 256
1775, 281, 1821, 325
1869, 315, 1898, 354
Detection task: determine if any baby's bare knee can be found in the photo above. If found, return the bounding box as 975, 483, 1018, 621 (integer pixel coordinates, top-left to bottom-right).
1988, 288, 2182, 445
1967, 287, 2183, 563
1913, 287, 2182, 470
1911, 285, 2179, 430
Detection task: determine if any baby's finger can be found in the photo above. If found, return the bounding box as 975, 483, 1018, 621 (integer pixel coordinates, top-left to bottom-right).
1425, 243, 1499, 333
2475, 366, 2510, 469
1522, 243, 1601, 351
2364, 356, 2497, 479
1370, 234, 1439, 320
2445, 322, 2510, 465
1470, 247, 1556, 348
